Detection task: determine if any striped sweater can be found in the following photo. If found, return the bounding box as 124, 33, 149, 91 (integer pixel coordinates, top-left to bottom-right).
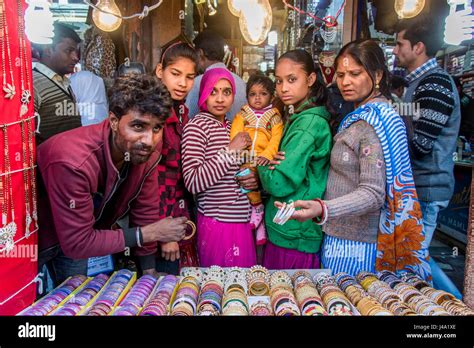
33, 69, 82, 145
182, 112, 251, 223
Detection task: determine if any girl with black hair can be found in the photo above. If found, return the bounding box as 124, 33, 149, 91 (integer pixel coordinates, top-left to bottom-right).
136, 43, 199, 275
257, 49, 332, 269
275, 40, 431, 280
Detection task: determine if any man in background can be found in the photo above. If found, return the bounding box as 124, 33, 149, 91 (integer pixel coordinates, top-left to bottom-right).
33, 23, 82, 145
394, 15, 462, 298
185, 30, 246, 121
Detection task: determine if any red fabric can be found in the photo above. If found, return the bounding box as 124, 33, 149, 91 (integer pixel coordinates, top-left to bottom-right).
0, 0, 37, 315
36, 120, 162, 259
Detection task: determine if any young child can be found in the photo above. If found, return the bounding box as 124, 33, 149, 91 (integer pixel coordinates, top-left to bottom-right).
230, 74, 283, 246
182, 68, 257, 267
258, 50, 332, 269
136, 42, 199, 275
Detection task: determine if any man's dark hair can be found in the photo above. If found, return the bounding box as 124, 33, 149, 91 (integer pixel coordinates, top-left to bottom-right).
108, 74, 172, 121
193, 30, 225, 62
33, 22, 81, 58
390, 75, 408, 90
396, 15, 443, 57
246, 74, 275, 97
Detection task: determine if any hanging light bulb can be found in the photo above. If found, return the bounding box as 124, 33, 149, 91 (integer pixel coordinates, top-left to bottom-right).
25, 0, 54, 44
444, 0, 474, 45
394, 0, 425, 19
239, 0, 272, 45
228, 0, 246, 17
92, 0, 122, 32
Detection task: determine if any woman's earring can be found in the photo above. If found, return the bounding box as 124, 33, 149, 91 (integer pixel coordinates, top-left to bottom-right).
375, 81, 380, 91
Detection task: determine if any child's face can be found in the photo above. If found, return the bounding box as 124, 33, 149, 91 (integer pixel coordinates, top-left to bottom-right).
155, 57, 197, 101
275, 58, 316, 108
206, 78, 234, 117
248, 83, 272, 110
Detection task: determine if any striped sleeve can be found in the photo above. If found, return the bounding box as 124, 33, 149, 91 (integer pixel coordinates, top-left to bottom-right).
182, 121, 236, 195
411, 73, 455, 157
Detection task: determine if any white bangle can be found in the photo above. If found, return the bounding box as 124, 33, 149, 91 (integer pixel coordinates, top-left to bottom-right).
136, 227, 143, 248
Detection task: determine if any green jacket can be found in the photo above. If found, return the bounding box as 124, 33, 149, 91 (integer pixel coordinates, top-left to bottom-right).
258, 105, 332, 253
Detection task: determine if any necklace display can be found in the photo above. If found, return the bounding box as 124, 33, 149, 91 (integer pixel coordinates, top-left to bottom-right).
17, 0, 31, 117
0, 125, 17, 252
1, 0, 16, 100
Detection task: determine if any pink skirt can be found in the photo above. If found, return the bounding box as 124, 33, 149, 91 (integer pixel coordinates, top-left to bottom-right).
197, 213, 257, 268
262, 241, 320, 269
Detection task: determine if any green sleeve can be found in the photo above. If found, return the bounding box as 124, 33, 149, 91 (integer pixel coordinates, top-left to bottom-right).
258, 119, 332, 198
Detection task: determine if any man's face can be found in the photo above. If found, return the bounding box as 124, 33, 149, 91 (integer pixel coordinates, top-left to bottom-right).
110, 110, 165, 165
48, 38, 80, 76
393, 30, 417, 69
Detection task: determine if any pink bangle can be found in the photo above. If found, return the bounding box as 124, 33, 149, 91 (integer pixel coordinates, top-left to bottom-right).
312, 199, 328, 225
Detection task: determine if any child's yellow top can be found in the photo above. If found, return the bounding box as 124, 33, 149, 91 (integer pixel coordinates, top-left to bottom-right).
230, 104, 283, 161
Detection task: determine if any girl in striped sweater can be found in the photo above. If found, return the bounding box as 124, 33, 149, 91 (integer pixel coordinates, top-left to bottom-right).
182, 68, 257, 267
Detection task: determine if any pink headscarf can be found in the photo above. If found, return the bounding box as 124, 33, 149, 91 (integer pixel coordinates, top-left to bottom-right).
198, 68, 236, 112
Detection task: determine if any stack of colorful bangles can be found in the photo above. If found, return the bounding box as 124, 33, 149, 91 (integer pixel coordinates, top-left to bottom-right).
140, 275, 179, 316
247, 265, 270, 296
197, 267, 225, 316
293, 271, 327, 316
222, 267, 249, 315
171, 275, 201, 316
249, 299, 273, 316
336, 272, 367, 307
420, 287, 474, 315
54, 274, 109, 316
23, 275, 88, 316
315, 273, 353, 316
87, 269, 134, 316
269, 271, 300, 316
394, 283, 450, 316
113, 275, 157, 316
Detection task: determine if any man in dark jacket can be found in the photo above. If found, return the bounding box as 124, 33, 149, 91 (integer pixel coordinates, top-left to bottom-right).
37, 75, 188, 285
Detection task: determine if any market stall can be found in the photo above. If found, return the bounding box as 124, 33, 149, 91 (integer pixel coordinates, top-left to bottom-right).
18, 266, 474, 316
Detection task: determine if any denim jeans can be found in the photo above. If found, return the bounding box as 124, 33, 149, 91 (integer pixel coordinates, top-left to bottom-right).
38, 245, 88, 287
420, 200, 463, 299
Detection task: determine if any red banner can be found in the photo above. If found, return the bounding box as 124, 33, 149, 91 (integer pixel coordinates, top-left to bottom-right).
0, 0, 38, 315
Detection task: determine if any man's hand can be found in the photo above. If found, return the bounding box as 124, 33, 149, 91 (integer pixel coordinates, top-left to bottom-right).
161, 242, 180, 262
236, 170, 259, 191
269, 151, 286, 170
141, 216, 187, 244
274, 200, 322, 222
256, 156, 271, 166
229, 132, 252, 151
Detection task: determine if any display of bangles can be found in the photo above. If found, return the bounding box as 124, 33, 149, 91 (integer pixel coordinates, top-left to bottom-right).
269, 284, 301, 316
171, 275, 200, 316
113, 275, 157, 316
22, 267, 472, 317
87, 269, 134, 316
247, 265, 270, 296
293, 272, 327, 316
54, 274, 109, 316
141, 275, 179, 316
249, 298, 273, 316
23, 275, 88, 316
319, 277, 354, 316
197, 270, 224, 316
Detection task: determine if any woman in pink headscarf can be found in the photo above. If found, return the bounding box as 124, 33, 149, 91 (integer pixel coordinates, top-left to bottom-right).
181, 68, 257, 267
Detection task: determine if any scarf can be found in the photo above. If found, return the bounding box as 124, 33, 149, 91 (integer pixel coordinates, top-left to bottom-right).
339, 102, 432, 281
198, 68, 236, 112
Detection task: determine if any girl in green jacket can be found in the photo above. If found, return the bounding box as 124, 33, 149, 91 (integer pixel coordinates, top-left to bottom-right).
258, 50, 332, 269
